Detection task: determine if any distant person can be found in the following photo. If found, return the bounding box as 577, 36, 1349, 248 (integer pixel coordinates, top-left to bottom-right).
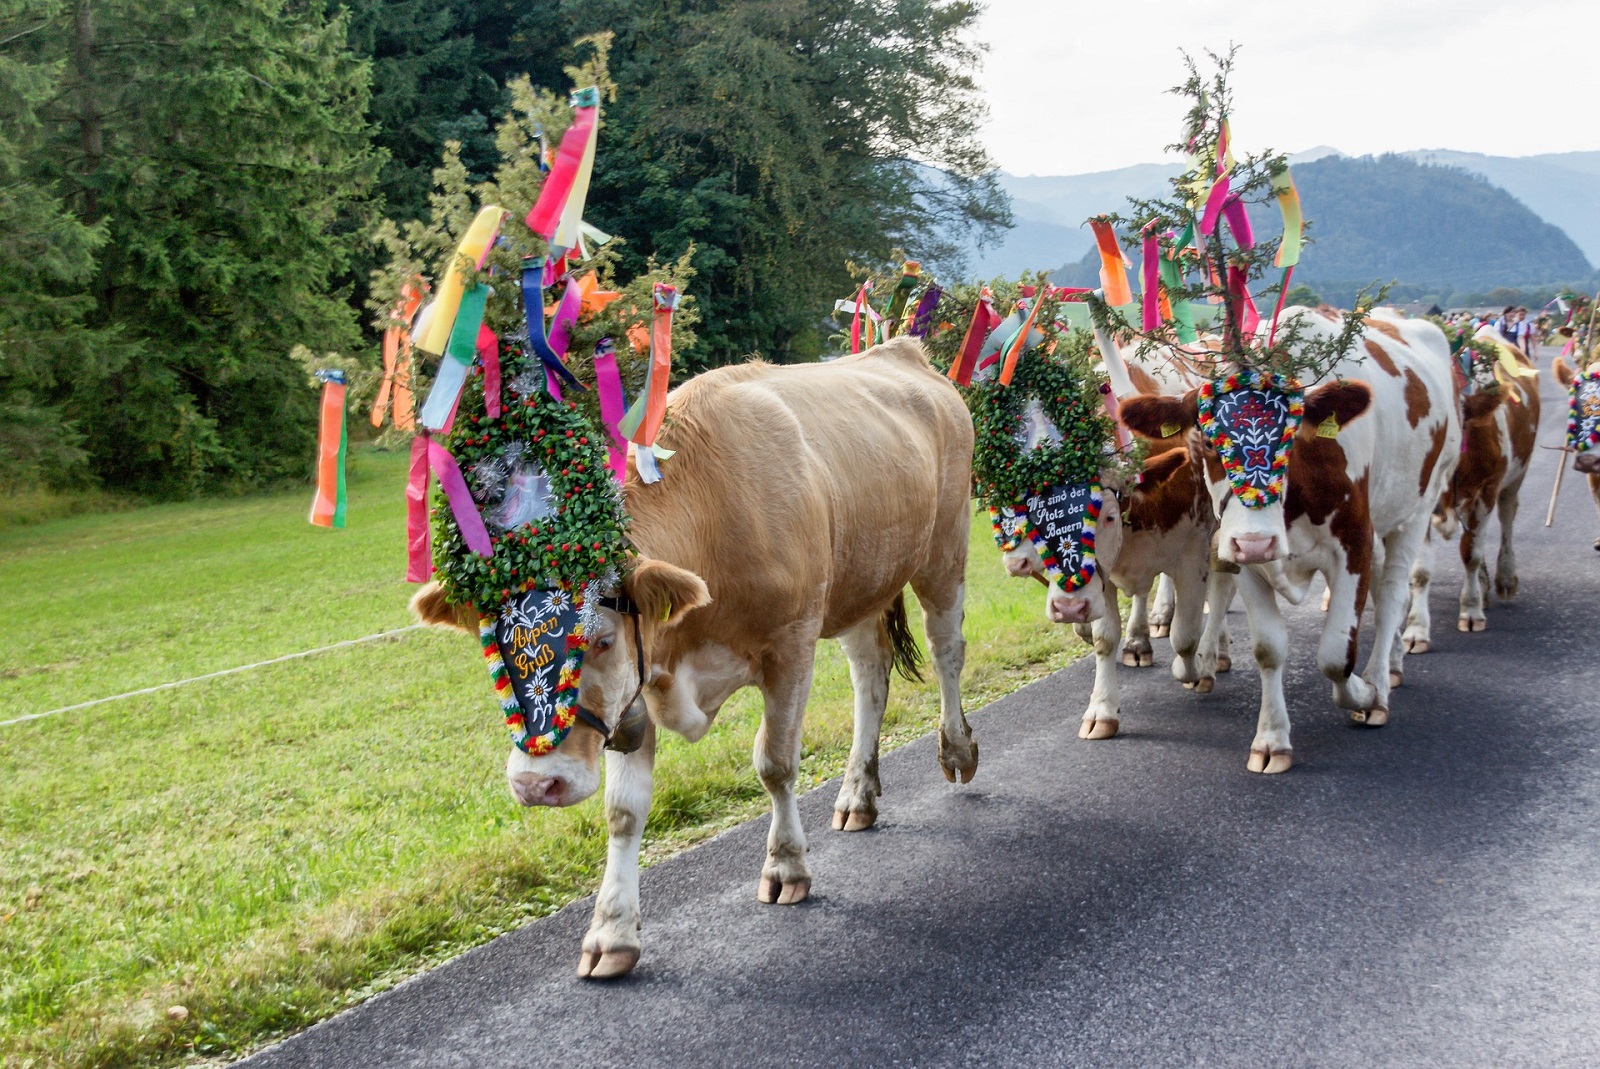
1514, 306, 1534, 357
1496, 305, 1519, 347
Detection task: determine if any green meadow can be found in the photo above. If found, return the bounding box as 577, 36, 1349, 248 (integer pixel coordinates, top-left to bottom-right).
0, 450, 1085, 1067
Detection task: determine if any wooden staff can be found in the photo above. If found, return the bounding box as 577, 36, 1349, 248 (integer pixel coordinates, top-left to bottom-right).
1547, 448, 1569, 527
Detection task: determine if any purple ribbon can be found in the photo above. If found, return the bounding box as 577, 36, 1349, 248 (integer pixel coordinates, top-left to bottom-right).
1222, 198, 1255, 249
428, 439, 493, 558
1200, 174, 1231, 236
1141, 231, 1161, 332
908, 286, 943, 338
593, 339, 629, 484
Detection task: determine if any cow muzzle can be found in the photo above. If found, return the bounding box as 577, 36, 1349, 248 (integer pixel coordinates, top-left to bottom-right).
1046, 591, 1094, 624
1229, 534, 1280, 564
1574, 452, 1600, 475
510, 772, 570, 807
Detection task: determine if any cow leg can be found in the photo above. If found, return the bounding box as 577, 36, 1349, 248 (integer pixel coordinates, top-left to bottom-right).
1358, 515, 1429, 717
1169, 564, 1211, 689
1493, 480, 1522, 600
1203, 568, 1236, 681
1402, 521, 1435, 654
1078, 575, 1124, 740
579, 722, 658, 979
913, 577, 977, 784
832, 617, 890, 831
1318, 558, 1378, 717
1122, 586, 1155, 668
1590, 474, 1600, 550
1148, 572, 1175, 638
1237, 567, 1292, 773
1456, 498, 1492, 632
754, 651, 817, 905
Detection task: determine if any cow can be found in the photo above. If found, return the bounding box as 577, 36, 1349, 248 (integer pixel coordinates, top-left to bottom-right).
1404, 334, 1538, 646
410, 336, 976, 978
1001, 447, 1236, 739
1553, 356, 1600, 551
1117, 308, 1460, 772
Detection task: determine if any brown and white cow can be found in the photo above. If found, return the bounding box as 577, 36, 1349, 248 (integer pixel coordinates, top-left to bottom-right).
1118, 308, 1460, 772
1553, 356, 1600, 550
1404, 334, 1538, 646
1001, 448, 1236, 739
412, 336, 976, 978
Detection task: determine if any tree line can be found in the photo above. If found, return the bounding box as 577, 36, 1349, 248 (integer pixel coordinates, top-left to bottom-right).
2, 0, 1007, 498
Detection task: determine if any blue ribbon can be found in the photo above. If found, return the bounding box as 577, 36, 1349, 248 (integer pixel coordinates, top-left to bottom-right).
520, 258, 586, 392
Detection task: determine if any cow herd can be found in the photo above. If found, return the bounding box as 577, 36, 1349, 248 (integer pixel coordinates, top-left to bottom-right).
412, 308, 1565, 978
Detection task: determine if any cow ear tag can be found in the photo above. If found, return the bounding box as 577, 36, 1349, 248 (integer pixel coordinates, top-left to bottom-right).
1316, 415, 1340, 439
1160, 421, 1182, 438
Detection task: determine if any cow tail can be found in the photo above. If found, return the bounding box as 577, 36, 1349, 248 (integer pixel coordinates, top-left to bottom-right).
884, 591, 925, 683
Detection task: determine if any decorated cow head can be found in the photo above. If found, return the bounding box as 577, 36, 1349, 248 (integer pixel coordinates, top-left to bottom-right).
1120, 376, 1371, 564
1555, 357, 1600, 475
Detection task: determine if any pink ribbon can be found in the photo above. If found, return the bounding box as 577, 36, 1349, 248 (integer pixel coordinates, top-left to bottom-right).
593, 343, 629, 483
1227, 264, 1261, 339
405, 435, 433, 582
544, 366, 563, 401
1200, 174, 1231, 236
1222, 198, 1254, 248
428, 439, 493, 558
525, 105, 596, 240
1141, 230, 1161, 332
547, 278, 583, 359
851, 284, 869, 353
478, 325, 500, 419
1099, 383, 1133, 452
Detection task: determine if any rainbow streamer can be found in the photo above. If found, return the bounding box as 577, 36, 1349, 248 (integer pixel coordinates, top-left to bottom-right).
619, 284, 679, 483
526, 88, 599, 243
310, 370, 348, 529
1089, 219, 1133, 306
1272, 169, 1302, 268
414, 206, 506, 357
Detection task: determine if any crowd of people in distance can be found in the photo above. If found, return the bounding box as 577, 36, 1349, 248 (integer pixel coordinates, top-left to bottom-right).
1442, 305, 1538, 358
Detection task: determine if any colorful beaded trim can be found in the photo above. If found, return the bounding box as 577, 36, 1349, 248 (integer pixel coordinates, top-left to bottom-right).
1566, 370, 1600, 451
478, 583, 588, 757
989, 503, 1032, 551
1197, 370, 1304, 509
1026, 481, 1103, 592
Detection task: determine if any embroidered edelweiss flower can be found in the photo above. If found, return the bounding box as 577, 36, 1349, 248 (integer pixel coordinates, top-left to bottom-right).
541, 588, 572, 615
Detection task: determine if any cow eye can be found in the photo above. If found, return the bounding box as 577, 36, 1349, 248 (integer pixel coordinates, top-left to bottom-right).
594, 633, 616, 653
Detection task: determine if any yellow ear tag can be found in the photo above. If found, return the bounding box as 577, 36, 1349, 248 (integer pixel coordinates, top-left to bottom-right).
660, 602, 672, 622
1160, 422, 1182, 438
1316, 415, 1340, 439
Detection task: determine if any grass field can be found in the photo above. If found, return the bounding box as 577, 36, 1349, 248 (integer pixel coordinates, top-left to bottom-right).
0, 449, 1086, 1067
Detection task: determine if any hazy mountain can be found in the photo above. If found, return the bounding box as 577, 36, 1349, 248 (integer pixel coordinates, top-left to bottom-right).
967, 152, 1594, 301
1399, 149, 1600, 263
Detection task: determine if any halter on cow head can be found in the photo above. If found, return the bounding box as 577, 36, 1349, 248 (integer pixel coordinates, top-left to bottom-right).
411, 559, 709, 807
1120, 376, 1372, 564
1555, 357, 1600, 475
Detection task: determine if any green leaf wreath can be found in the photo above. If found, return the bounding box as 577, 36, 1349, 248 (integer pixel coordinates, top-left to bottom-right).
430, 342, 629, 614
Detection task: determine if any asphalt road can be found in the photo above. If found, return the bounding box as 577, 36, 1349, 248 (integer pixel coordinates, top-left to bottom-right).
244, 361, 1600, 1068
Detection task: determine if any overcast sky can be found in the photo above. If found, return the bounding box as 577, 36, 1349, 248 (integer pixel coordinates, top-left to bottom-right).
973, 0, 1599, 176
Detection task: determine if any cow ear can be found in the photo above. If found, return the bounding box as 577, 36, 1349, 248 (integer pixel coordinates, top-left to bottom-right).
1302, 380, 1371, 431
1120, 390, 1198, 441
625, 558, 712, 631
409, 581, 478, 632
1137, 447, 1189, 489
1462, 391, 1504, 421
1553, 356, 1576, 388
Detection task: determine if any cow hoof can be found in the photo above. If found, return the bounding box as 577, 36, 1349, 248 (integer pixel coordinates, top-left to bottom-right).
758, 875, 811, 905
832, 808, 876, 832
1194, 676, 1215, 694
1247, 749, 1293, 774
1078, 717, 1119, 740
578, 946, 640, 980
1389, 670, 1403, 688
1404, 637, 1431, 654
1457, 615, 1487, 633
1216, 654, 1232, 673
1495, 577, 1518, 600
1121, 647, 1154, 668
938, 732, 978, 783
1149, 622, 1170, 639
1351, 705, 1389, 727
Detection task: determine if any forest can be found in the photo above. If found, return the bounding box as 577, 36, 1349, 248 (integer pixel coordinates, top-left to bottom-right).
1, 0, 1008, 498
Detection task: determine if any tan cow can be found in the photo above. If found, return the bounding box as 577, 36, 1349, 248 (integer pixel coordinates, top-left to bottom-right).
1404, 334, 1538, 646
412, 336, 976, 978
1554, 355, 1600, 550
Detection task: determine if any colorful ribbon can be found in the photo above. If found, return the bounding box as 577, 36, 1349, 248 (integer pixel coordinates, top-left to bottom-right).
526, 88, 599, 242
1272, 169, 1302, 268
429, 438, 493, 558
309, 370, 347, 529
883, 262, 921, 338
1141, 228, 1162, 332
908, 286, 943, 338
619, 283, 678, 448
373, 282, 423, 429
419, 282, 490, 431
519, 258, 586, 393
998, 295, 1047, 386
948, 287, 999, 386
406, 434, 432, 581
478, 324, 500, 419
850, 281, 874, 353
415, 207, 506, 357
1089, 218, 1133, 306
593, 339, 629, 484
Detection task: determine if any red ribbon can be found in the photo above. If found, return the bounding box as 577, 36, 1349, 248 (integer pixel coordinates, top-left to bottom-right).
525, 104, 597, 241
478, 325, 500, 419
405, 434, 432, 583
1090, 220, 1133, 306
948, 289, 998, 386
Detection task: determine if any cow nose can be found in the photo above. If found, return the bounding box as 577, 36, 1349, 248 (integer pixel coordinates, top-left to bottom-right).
1046, 593, 1092, 624
509, 772, 567, 807
1575, 452, 1600, 474
1004, 554, 1034, 578
1230, 535, 1279, 564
